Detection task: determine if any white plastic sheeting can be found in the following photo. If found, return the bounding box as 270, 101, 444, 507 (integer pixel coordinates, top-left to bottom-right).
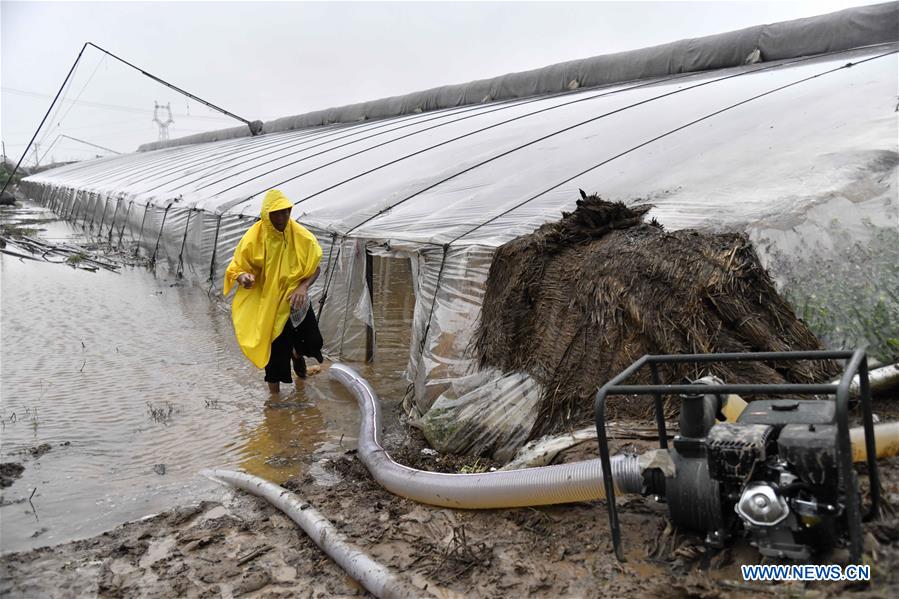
21, 43, 899, 457
138, 2, 899, 152
26, 47, 897, 247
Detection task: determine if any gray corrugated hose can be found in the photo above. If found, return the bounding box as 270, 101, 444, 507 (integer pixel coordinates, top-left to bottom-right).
330, 363, 644, 508
202, 469, 420, 599
203, 365, 644, 597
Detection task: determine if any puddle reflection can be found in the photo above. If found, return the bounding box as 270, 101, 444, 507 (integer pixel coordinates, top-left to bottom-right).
240, 395, 326, 484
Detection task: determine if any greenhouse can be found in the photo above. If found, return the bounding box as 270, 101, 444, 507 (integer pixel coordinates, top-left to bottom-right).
19, 3, 899, 457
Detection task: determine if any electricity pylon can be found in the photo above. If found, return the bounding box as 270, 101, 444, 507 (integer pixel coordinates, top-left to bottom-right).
152, 101, 174, 141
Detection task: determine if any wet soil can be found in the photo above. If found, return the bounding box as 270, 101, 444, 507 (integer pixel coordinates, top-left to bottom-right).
3, 416, 899, 598
0, 443, 64, 489
0, 463, 25, 489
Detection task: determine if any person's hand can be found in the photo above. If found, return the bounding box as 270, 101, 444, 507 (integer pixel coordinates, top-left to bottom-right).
237, 273, 255, 289
288, 285, 308, 309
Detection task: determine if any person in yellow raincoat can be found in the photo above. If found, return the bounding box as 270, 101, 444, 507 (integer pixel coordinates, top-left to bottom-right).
224, 189, 324, 394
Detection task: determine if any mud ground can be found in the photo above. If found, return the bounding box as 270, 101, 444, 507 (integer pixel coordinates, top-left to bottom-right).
3, 409, 899, 599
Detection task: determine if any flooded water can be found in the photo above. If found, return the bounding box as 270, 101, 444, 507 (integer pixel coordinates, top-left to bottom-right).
0, 201, 415, 553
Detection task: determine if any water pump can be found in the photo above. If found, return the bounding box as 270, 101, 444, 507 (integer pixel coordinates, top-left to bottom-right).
594, 349, 880, 562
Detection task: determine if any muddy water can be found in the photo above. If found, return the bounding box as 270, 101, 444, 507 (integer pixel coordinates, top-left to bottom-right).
0, 202, 415, 553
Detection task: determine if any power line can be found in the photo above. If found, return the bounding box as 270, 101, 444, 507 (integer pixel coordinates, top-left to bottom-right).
36, 57, 82, 150
50, 55, 109, 134
2, 119, 144, 136
3, 41, 261, 190
39, 134, 121, 164
2, 87, 236, 120
84, 42, 259, 133
1, 44, 87, 196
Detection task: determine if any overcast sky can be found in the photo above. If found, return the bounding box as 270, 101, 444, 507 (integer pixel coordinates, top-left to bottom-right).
0, 0, 878, 165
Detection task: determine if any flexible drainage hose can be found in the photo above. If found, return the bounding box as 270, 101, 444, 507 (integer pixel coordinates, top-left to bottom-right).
330, 363, 644, 508
201, 367, 644, 597
202, 469, 419, 599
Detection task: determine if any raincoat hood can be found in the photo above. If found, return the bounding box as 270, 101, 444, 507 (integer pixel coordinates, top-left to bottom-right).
224, 189, 323, 368
260, 189, 293, 233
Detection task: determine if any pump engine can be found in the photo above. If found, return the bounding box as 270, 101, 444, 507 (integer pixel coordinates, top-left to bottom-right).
594, 349, 880, 562
668, 394, 848, 559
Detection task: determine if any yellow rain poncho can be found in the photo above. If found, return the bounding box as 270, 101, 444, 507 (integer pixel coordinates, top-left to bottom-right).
224, 190, 322, 368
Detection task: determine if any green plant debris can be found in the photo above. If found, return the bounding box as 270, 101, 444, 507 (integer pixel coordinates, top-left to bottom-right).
0, 223, 41, 238
458, 457, 490, 474
764, 220, 899, 364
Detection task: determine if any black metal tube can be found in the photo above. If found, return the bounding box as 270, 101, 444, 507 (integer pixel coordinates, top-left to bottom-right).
606, 383, 838, 395
594, 387, 624, 561
645, 350, 853, 363
72, 194, 82, 225
176, 208, 193, 277
59, 134, 121, 155
858, 357, 880, 521
593, 354, 649, 562
318, 235, 343, 314
85, 192, 97, 230
150, 201, 174, 266
207, 213, 223, 284
837, 348, 866, 562
650, 363, 668, 450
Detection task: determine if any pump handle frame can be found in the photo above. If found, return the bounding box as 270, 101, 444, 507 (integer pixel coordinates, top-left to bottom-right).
594, 348, 878, 562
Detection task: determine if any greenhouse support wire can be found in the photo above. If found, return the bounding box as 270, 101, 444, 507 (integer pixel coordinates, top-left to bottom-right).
222, 43, 889, 221
163, 102, 510, 195
447, 48, 899, 245
201, 69, 705, 203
